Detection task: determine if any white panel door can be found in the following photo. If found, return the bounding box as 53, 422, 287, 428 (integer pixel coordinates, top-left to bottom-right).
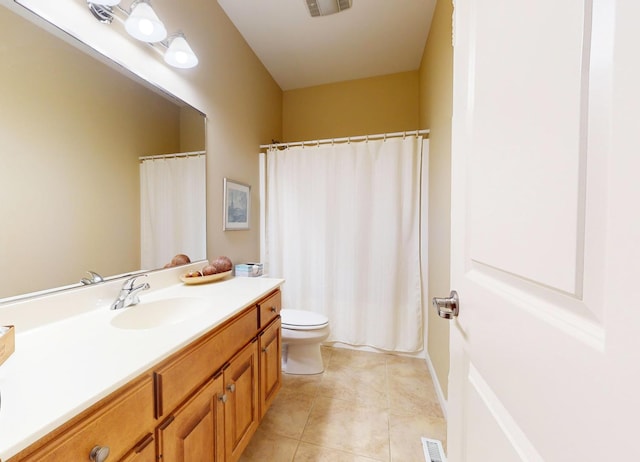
447, 0, 640, 460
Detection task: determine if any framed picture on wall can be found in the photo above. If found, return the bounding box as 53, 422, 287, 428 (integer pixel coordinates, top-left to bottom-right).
223, 178, 251, 230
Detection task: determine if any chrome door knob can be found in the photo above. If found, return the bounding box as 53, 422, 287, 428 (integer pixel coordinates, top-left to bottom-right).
432, 290, 460, 319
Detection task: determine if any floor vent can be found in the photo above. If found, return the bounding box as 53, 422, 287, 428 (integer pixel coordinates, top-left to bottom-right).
422, 437, 447, 462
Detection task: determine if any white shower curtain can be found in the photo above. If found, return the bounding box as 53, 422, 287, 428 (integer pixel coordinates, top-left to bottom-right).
265, 136, 424, 352
140, 154, 206, 269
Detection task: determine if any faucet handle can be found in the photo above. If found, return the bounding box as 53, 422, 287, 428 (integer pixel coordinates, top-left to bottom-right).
123, 273, 148, 290
80, 270, 104, 285
87, 271, 104, 283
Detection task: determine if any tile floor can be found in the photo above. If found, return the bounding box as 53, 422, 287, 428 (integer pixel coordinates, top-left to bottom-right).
240, 346, 447, 462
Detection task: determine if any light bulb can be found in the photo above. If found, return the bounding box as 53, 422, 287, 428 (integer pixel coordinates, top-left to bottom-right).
138, 18, 154, 36
125, 1, 167, 43
164, 35, 198, 69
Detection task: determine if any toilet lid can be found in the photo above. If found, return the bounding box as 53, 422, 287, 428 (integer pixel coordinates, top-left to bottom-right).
281, 309, 329, 330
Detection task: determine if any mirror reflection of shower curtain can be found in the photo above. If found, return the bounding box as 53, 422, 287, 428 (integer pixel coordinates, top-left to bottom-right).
265, 136, 424, 352
140, 154, 206, 269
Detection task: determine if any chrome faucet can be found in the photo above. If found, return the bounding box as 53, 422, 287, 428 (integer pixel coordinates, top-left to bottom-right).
110, 274, 150, 310
80, 271, 104, 285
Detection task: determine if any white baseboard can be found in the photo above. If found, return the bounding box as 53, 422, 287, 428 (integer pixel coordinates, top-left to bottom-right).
425, 353, 448, 420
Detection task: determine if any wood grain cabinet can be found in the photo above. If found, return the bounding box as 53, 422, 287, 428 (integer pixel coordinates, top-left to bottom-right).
157, 373, 226, 462
157, 339, 261, 462
223, 340, 259, 462
259, 317, 282, 419
153, 305, 259, 420
8, 375, 155, 462
119, 433, 156, 462
258, 290, 281, 328
7, 289, 282, 462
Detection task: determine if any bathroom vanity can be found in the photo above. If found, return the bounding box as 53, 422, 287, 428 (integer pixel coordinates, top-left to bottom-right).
0, 268, 283, 462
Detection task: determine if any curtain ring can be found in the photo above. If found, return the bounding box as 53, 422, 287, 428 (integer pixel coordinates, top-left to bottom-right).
366, 135, 369, 143
383, 133, 387, 142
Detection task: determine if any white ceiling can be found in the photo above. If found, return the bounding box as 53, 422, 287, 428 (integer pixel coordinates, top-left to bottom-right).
217, 0, 436, 91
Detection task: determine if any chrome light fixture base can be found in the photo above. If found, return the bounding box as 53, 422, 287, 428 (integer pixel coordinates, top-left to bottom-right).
88, 2, 114, 24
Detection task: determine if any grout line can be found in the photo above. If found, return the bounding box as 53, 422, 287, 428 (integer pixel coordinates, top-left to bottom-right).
289, 439, 301, 462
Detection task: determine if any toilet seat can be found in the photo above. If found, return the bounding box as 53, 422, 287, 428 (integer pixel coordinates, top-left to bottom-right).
281, 309, 329, 331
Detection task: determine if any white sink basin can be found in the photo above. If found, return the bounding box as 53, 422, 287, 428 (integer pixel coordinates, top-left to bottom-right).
110, 297, 208, 330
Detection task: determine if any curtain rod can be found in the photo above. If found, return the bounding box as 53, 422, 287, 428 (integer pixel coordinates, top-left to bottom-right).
259, 129, 430, 150
139, 150, 206, 161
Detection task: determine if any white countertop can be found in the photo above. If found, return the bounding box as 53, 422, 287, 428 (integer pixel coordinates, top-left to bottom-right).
0, 274, 283, 460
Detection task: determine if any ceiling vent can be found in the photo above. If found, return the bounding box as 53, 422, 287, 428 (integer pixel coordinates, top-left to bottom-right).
305, 0, 352, 17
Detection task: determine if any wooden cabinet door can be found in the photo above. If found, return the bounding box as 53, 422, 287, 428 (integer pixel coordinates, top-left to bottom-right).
259, 317, 281, 419
158, 374, 225, 462
224, 341, 259, 462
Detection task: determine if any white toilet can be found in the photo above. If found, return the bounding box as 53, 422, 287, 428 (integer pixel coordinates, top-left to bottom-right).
281, 309, 330, 375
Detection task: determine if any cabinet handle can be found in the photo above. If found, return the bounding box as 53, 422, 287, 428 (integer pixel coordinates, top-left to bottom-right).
219, 393, 228, 403
226, 383, 236, 393
90, 445, 110, 462
134, 433, 154, 453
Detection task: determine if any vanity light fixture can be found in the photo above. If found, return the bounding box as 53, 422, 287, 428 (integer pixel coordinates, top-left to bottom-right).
163, 33, 198, 68
86, 1, 198, 68
125, 0, 167, 43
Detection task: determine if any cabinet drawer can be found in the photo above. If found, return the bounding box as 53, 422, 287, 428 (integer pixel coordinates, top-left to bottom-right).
14, 375, 154, 462
155, 306, 258, 418
258, 290, 281, 329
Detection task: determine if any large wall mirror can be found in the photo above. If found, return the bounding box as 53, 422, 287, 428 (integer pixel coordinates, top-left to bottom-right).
0, 3, 206, 300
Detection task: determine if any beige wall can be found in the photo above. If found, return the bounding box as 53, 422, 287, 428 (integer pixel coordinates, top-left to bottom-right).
199, 2, 283, 263
283, 72, 419, 141
0, 7, 182, 298
180, 106, 206, 152
419, 0, 453, 399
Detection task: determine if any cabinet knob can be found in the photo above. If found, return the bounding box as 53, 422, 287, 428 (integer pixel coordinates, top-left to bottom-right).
90, 445, 110, 462
270, 306, 277, 312
219, 394, 228, 403
226, 383, 236, 393
262, 346, 269, 353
